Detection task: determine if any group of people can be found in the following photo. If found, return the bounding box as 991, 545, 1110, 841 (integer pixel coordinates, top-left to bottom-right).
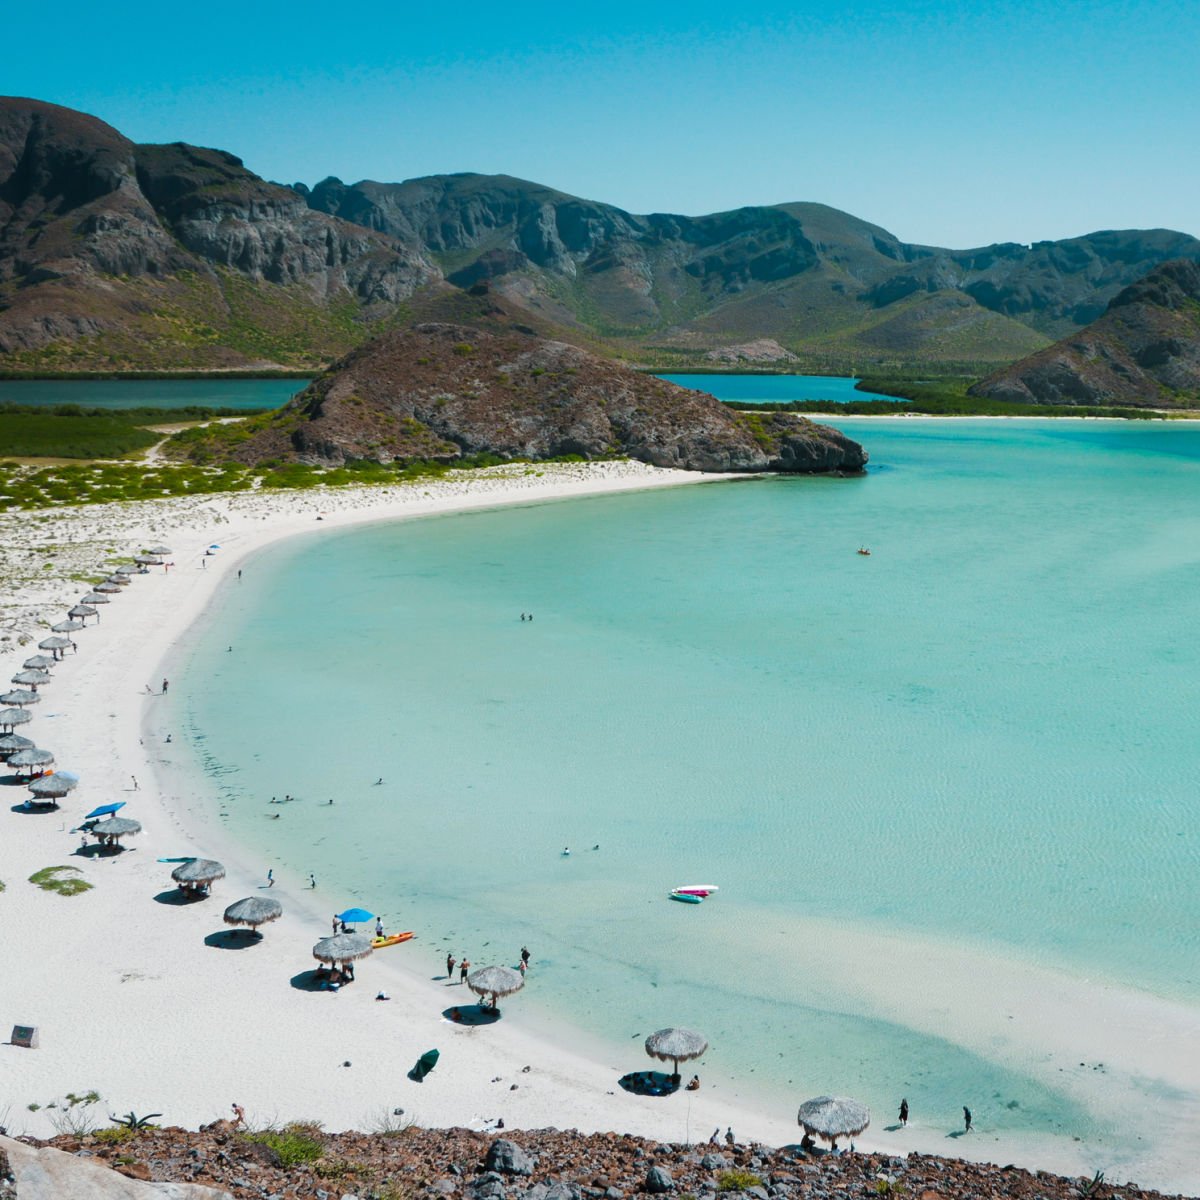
445, 946, 532, 986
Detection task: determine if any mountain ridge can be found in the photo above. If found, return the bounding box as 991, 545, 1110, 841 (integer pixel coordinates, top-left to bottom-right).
2, 96, 1199, 373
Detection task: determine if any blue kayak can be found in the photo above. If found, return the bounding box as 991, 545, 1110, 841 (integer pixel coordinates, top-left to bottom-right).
669, 891, 703, 904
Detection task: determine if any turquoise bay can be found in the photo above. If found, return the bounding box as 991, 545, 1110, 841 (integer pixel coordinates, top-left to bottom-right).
179, 418, 1200, 1160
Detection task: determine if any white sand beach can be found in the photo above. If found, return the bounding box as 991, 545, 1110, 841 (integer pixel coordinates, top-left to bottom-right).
1, 461, 1198, 1193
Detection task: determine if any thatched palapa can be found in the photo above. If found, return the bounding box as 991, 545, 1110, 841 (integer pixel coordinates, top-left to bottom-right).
644, 1027, 709, 1075
466, 964, 525, 1009
29, 773, 76, 799
224, 896, 283, 932
23, 655, 56, 670
148, 545, 173, 555
0, 733, 34, 756
171, 858, 226, 891
796, 1096, 871, 1149
80, 592, 110, 604
12, 670, 50, 687
312, 933, 373, 964
90, 816, 142, 846
94, 582, 121, 594
8, 747, 54, 774
1, 689, 41, 706
0, 709, 32, 730
51, 619, 84, 633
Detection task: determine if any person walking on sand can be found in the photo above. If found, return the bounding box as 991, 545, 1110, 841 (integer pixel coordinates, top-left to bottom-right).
309, 873, 316, 889
460, 957, 470, 984
131, 775, 138, 791
161, 678, 169, 694
447, 953, 456, 980
520, 946, 530, 966
963, 1106, 973, 1132
231, 1103, 245, 1128
899, 1098, 908, 1127
266, 869, 274, 888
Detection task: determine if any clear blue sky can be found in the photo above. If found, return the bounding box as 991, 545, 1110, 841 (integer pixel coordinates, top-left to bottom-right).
8, 0, 1198, 246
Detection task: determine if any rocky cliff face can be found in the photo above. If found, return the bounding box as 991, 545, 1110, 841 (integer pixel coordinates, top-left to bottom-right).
195, 297, 866, 474
302, 175, 1200, 362
969, 259, 1200, 407
0, 98, 436, 368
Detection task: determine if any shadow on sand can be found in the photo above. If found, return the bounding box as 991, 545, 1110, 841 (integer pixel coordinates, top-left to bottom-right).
153, 887, 202, 906
9, 802, 58, 815
204, 929, 261, 950
442, 1005, 501, 1026
618, 1071, 680, 1097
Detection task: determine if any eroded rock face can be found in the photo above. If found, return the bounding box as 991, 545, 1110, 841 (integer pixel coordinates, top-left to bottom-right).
970, 259, 1200, 407
213, 312, 868, 475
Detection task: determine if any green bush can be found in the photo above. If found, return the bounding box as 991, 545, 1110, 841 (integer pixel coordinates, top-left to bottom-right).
29, 866, 92, 896
242, 1122, 325, 1166
717, 1170, 763, 1192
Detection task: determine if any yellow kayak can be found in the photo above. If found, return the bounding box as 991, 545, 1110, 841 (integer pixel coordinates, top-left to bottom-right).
372, 931, 414, 948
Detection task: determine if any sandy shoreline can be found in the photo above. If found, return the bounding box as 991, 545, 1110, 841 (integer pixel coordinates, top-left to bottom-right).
1, 461, 1197, 1194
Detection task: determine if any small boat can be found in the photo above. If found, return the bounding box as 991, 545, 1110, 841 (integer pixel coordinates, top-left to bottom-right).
857, 547, 871, 556
672, 885, 719, 897
669, 892, 704, 904
372, 931, 415, 948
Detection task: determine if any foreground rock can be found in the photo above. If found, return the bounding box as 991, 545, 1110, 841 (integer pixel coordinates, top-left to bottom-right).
970, 259, 1200, 408
185, 302, 866, 474
17, 1125, 1192, 1200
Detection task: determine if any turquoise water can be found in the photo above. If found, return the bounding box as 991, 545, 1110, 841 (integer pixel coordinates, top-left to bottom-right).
0, 378, 307, 410
178, 418, 1200, 1158
655, 373, 902, 403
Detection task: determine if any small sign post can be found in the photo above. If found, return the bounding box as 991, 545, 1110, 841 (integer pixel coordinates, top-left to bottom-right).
11, 1025, 39, 1048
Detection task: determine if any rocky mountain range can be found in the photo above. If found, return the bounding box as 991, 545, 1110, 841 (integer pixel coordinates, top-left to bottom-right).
970, 259, 1200, 407
171, 289, 866, 473
2, 96, 1199, 373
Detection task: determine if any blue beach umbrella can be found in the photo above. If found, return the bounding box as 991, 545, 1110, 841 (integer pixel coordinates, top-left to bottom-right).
337, 907, 374, 924
85, 801, 125, 820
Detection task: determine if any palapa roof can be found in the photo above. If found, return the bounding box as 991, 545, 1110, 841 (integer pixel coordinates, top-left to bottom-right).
112, 565, 136, 576
796, 1096, 871, 1140
80, 593, 110, 603
171, 858, 226, 884
93, 582, 121, 593
29, 774, 76, 798
51, 619, 84, 632
148, 545, 173, 555
38, 636, 73, 649
0, 709, 33, 728
644, 1027, 709, 1064
12, 670, 50, 686
8, 747, 54, 767
134, 554, 162, 565
23, 655, 56, 670
466, 964, 525, 1000
1, 689, 41, 706
224, 896, 283, 927
312, 933, 373, 963
0, 733, 34, 753
104, 575, 130, 586
91, 816, 142, 837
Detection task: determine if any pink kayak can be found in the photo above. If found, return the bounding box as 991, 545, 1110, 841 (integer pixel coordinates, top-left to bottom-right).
672, 885, 719, 897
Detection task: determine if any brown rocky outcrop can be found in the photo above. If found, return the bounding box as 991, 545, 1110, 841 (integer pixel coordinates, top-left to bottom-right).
969, 259, 1200, 407
21, 1125, 1196, 1200
193, 302, 866, 474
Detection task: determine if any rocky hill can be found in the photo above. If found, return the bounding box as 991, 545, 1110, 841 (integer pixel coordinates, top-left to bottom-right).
5, 1124, 1193, 1200
969, 259, 1200, 407
0, 98, 436, 370
300, 173, 1200, 365
2, 96, 1199, 373
173, 292, 865, 473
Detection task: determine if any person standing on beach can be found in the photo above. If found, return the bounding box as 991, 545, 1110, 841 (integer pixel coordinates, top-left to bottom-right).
131, 775, 138, 791
963, 1106, 972, 1132
375, 918, 384, 938
518, 959, 527, 977
266, 869, 274, 888
161, 678, 169, 694
447, 953, 456, 980
898, 1098, 908, 1126
460, 957, 470, 984
309, 873, 316, 889
520, 946, 530, 967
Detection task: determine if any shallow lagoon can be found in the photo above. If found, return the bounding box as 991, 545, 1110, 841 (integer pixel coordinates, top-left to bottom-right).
177, 417, 1200, 1166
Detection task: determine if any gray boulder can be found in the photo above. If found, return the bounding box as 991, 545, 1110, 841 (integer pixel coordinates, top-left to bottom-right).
484, 1140, 536, 1176
645, 1167, 674, 1194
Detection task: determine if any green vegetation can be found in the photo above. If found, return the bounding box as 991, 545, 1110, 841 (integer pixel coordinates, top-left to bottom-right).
109, 1110, 162, 1130
0, 403, 274, 460
242, 1122, 326, 1166
42, 1090, 103, 1136
717, 1170, 764, 1192
28, 866, 93, 896
93, 1125, 138, 1145
721, 374, 1160, 419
